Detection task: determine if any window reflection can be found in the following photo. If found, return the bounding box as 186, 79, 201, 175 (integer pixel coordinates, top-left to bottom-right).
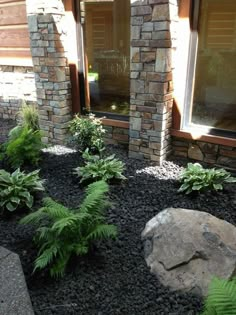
192, 0, 236, 133
81, 0, 130, 116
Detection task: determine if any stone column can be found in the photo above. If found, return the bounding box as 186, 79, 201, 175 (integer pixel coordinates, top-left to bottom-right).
129, 0, 178, 164
26, 0, 72, 144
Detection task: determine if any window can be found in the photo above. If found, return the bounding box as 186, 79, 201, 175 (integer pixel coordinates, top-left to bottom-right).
80, 0, 130, 118
184, 0, 236, 136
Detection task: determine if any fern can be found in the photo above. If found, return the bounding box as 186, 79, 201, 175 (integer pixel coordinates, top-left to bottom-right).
201, 277, 236, 315
5, 126, 44, 168
20, 180, 117, 277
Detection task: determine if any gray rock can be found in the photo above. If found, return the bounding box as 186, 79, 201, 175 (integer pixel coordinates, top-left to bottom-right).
188, 144, 204, 161
141, 208, 236, 296
0, 246, 34, 315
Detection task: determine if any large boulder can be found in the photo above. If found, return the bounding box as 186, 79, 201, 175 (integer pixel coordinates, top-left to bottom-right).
141, 208, 236, 296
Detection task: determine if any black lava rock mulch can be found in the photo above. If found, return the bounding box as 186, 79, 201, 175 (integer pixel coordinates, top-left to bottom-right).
1, 144, 236, 315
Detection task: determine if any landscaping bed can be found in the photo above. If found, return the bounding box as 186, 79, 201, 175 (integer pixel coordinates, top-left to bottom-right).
1, 142, 236, 314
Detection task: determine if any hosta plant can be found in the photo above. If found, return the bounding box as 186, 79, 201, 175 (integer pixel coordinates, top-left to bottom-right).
74, 149, 126, 183
202, 277, 236, 315
0, 168, 44, 213
178, 163, 236, 194
20, 180, 117, 277
68, 114, 106, 153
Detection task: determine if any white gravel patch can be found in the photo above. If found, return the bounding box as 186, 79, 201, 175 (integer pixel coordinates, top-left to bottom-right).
42, 145, 77, 155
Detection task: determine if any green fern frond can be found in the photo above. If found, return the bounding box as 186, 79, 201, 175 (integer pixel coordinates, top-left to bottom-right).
50, 252, 70, 278
20, 207, 48, 225
202, 277, 236, 315
79, 180, 109, 215
42, 197, 70, 219
87, 224, 117, 241
84, 180, 109, 196
21, 180, 117, 277
36, 227, 51, 241
51, 215, 78, 235
34, 245, 59, 272
72, 242, 89, 256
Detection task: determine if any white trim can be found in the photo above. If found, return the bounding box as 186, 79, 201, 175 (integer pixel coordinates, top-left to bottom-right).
0, 57, 33, 67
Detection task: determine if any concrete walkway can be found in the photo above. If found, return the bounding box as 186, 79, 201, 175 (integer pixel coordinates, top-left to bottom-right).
0, 246, 34, 315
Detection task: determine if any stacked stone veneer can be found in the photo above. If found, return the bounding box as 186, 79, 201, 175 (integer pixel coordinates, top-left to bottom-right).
104, 125, 129, 145
172, 137, 236, 169
129, 0, 178, 163
0, 66, 36, 119
26, 0, 72, 144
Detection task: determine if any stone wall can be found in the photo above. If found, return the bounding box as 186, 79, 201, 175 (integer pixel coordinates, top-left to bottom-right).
0, 66, 36, 119
172, 137, 236, 169
104, 125, 129, 146
26, 0, 72, 144
128, 0, 178, 164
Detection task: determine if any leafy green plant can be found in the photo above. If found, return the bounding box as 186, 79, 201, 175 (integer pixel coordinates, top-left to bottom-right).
74, 149, 126, 183
20, 180, 117, 277
5, 126, 44, 168
201, 277, 236, 315
178, 163, 236, 194
19, 101, 39, 131
68, 114, 106, 153
0, 168, 44, 212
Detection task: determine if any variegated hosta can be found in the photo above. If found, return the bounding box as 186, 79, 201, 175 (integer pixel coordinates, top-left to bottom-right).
0, 168, 44, 212
178, 163, 236, 194
74, 149, 126, 184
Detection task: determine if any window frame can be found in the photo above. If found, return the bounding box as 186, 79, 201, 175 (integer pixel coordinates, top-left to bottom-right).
182, 0, 236, 138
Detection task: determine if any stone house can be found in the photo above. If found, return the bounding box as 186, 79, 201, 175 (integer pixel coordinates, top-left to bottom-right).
0, 0, 235, 167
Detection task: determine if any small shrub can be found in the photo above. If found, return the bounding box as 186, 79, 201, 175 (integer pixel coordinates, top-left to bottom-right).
19, 101, 39, 131
20, 180, 117, 277
178, 163, 236, 194
201, 277, 236, 315
5, 126, 44, 168
68, 114, 106, 153
0, 168, 44, 212
74, 149, 126, 183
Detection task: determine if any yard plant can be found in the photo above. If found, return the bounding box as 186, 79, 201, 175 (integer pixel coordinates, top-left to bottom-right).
68, 114, 106, 153
5, 126, 44, 168
178, 163, 236, 194
19, 101, 39, 131
0, 168, 44, 213
20, 180, 117, 277
74, 149, 126, 183
202, 277, 236, 315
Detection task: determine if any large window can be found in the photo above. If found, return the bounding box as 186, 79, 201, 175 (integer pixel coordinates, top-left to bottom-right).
184, 0, 236, 136
80, 0, 130, 117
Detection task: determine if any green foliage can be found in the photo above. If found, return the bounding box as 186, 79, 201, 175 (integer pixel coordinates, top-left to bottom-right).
178, 163, 236, 194
201, 277, 236, 315
19, 101, 39, 131
68, 114, 106, 153
5, 126, 44, 168
20, 180, 117, 277
74, 149, 126, 183
0, 168, 44, 213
